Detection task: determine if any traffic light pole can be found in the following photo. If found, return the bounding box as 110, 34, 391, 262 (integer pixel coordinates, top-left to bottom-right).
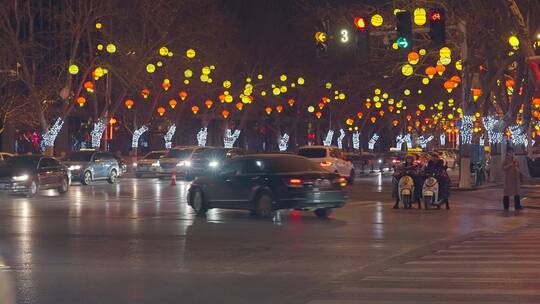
457, 20, 472, 189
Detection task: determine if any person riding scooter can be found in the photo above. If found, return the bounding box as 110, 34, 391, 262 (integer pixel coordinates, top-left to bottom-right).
392, 155, 421, 209
423, 153, 450, 209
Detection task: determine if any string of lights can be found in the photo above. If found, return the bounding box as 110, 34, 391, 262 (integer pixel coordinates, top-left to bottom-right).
396, 134, 404, 150
224, 129, 241, 148
482, 116, 503, 144
417, 135, 433, 148
164, 124, 176, 149
460, 115, 474, 145
337, 129, 345, 149
509, 124, 527, 146
91, 119, 106, 148
352, 132, 360, 150
132, 125, 148, 148
278, 133, 289, 151
368, 133, 379, 150
42, 117, 64, 147
197, 127, 208, 146
323, 130, 334, 146
440, 133, 446, 146
404, 134, 412, 149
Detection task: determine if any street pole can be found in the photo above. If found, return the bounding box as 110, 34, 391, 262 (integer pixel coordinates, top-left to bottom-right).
458, 20, 472, 189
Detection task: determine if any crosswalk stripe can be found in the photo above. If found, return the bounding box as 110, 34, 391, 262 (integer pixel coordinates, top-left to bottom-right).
361, 276, 540, 283
333, 287, 540, 296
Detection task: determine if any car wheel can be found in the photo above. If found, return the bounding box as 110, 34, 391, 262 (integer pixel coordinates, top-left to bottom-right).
254, 192, 273, 218
190, 188, 208, 216
107, 169, 117, 184
58, 177, 69, 194
82, 171, 92, 185
347, 170, 355, 185
26, 180, 38, 197
314, 208, 332, 219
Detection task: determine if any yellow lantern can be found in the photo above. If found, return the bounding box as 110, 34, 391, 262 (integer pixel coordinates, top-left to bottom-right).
307, 106, 315, 113
439, 47, 451, 59
280, 74, 287, 81
146, 64, 156, 73
297, 77, 305, 85
106, 43, 116, 54
413, 8, 427, 26
159, 47, 169, 56
508, 35, 520, 49
402, 64, 414, 76
186, 49, 196, 58
184, 69, 193, 78
371, 14, 383, 27
68, 64, 79, 75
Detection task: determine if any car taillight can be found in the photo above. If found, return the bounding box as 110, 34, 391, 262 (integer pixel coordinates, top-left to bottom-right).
320, 161, 333, 167
337, 177, 347, 187
284, 178, 304, 188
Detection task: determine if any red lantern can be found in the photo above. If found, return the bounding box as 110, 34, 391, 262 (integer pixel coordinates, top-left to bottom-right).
83, 81, 94, 92
236, 102, 243, 111
276, 105, 283, 113
162, 79, 171, 91
191, 105, 199, 114
205, 99, 213, 108
370, 117, 376, 123
265, 106, 272, 115
141, 88, 150, 99
357, 112, 363, 119
169, 99, 177, 109
124, 99, 134, 109
157, 106, 166, 116
315, 111, 322, 119
318, 102, 324, 109
77, 96, 86, 107
392, 120, 399, 126
222, 110, 230, 119
288, 99, 295, 106
179, 91, 188, 101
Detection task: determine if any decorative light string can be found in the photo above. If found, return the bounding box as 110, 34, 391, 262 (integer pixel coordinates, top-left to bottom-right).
509, 124, 527, 146
323, 130, 334, 146
418, 135, 434, 148
440, 133, 446, 146
460, 115, 474, 145
404, 134, 412, 149
197, 127, 208, 146
132, 125, 148, 148
482, 116, 503, 144
479, 135, 485, 146
337, 129, 345, 149
368, 133, 379, 150
164, 124, 176, 149
91, 119, 107, 148
352, 132, 360, 150
42, 117, 64, 147
224, 129, 241, 148
278, 133, 289, 151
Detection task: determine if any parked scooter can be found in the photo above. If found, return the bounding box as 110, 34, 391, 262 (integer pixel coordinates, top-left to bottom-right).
398, 175, 420, 209
422, 175, 441, 209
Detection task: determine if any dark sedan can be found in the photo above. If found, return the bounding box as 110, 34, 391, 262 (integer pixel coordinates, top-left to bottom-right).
0, 155, 70, 196
187, 154, 347, 218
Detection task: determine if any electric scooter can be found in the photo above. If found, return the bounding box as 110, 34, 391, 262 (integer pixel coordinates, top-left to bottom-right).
398, 175, 418, 209
422, 175, 440, 209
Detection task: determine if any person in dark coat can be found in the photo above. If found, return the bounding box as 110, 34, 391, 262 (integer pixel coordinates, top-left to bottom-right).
424, 154, 450, 209
502, 147, 522, 210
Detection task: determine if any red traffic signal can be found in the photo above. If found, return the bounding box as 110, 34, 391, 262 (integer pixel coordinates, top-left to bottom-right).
429, 9, 444, 22
354, 17, 366, 31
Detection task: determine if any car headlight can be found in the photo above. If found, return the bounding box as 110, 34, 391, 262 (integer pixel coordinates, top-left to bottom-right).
12, 174, 29, 182
151, 161, 160, 167
68, 165, 81, 171
177, 161, 191, 167
378, 159, 383, 163
133, 162, 137, 167
208, 161, 219, 168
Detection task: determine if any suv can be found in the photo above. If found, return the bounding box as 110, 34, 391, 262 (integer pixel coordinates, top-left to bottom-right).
158, 146, 205, 179
63, 150, 120, 185
298, 146, 355, 184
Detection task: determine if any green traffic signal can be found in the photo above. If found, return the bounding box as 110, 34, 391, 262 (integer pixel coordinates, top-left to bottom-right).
396, 37, 409, 49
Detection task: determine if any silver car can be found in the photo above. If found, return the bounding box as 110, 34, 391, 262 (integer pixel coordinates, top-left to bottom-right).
158, 146, 207, 180
63, 150, 120, 185
134, 151, 167, 178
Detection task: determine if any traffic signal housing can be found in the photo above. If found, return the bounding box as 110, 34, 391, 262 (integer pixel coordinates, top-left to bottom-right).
315, 19, 330, 56
396, 11, 412, 50
354, 16, 369, 51
429, 8, 446, 46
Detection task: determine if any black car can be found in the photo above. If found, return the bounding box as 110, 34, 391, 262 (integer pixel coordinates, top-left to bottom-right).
0, 155, 70, 196
187, 154, 347, 218
188, 147, 245, 179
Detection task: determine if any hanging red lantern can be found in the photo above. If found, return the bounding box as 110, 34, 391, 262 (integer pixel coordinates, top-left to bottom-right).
162, 79, 171, 91
276, 105, 283, 113
392, 120, 399, 126
379, 110, 385, 116
222, 110, 230, 119
205, 99, 213, 108
406, 114, 412, 121
370, 117, 376, 123
141, 88, 150, 99
365, 102, 372, 109
191, 105, 199, 114
357, 112, 363, 119
265, 106, 272, 115
168, 99, 177, 109
236, 102, 243, 111
318, 102, 324, 109
157, 106, 166, 116
288, 99, 295, 106
83, 81, 94, 92
77, 96, 86, 107
124, 99, 134, 109
315, 111, 322, 119
179, 91, 188, 101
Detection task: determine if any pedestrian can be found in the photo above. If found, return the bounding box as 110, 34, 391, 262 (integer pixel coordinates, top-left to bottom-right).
502, 147, 522, 210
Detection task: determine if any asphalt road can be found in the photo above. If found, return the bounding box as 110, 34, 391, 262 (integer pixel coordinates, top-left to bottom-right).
0, 174, 539, 304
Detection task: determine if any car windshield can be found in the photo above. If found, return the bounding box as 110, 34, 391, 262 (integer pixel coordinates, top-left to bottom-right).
266, 157, 322, 173
65, 152, 93, 162
195, 149, 230, 160
144, 152, 165, 160
5, 156, 40, 168
191, 148, 213, 158
165, 148, 193, 159
298, 148, 327, 158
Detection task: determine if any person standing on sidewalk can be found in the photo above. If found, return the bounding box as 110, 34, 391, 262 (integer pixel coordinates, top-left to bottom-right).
502, 147, 522, 210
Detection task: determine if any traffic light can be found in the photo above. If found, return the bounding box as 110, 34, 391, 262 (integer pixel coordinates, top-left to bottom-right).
396, 11, 412, 50
429, 8, 446, 46
354, 16, 369, 51
315, 19, 330, 56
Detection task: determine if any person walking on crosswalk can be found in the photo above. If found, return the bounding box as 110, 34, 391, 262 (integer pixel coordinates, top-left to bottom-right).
502, 147, 522, 210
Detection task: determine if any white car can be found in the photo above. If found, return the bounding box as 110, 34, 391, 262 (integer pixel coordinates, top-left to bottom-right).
0, 152, 14, 162
134, 150, 167, 178
298, 146, 355, 184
